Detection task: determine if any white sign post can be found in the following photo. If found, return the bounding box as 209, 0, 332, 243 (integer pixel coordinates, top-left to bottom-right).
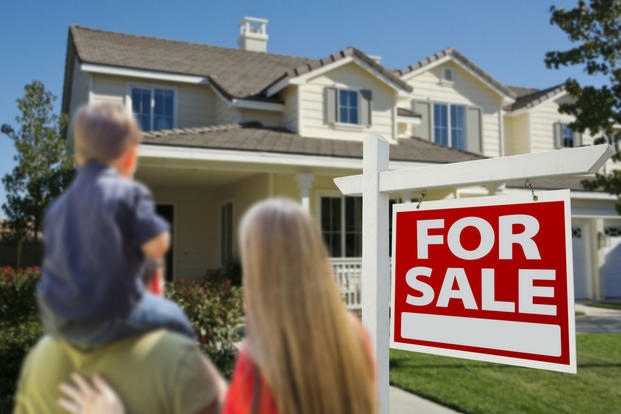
334, 133, 613, 414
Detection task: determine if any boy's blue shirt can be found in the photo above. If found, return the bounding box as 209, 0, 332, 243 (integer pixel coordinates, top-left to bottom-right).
37, 161, 169, 335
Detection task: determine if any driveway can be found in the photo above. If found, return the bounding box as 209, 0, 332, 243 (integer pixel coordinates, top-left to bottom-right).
575, 303, 621, 333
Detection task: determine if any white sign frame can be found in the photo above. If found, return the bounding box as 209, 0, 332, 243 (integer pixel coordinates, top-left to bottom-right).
390, 190, 577, 374
334, 133, 612, 414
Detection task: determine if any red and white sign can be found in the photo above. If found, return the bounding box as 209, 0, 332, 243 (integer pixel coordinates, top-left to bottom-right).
390, 190, 577, 373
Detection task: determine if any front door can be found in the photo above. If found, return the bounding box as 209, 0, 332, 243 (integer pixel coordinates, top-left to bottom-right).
156, 204, 174, 282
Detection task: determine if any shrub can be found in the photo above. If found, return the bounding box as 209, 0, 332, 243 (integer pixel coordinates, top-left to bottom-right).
0, 267, 40, 326
0, 321, 43, 403
205, 259, 242, 286
166, 277, 243, 377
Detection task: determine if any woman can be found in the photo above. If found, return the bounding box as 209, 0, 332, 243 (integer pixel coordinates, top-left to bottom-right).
59, 198, 376, 414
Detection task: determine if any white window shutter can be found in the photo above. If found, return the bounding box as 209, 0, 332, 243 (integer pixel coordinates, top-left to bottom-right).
325, 87, 337, 124
360, 89, 372, 127
574, 131, 583, 147
466, 106, 482, 153
413, 100, 431, 140
553, 122, 563, 149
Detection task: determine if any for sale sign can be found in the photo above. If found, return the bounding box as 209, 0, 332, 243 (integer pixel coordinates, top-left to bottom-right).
390, 190, 577, 373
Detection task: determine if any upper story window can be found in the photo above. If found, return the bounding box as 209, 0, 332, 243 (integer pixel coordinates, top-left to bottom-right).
131, 87, 174, 131
339, 90, 359, 124
325, 87, 372, 127
433, 103, 466, 150
443, 67, 454, 83
562, 123, 574, 147
553, 121, 582, 149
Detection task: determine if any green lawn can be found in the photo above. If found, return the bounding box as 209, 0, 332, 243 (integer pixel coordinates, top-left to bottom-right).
584, 302, 621, 311
390, 334, 621, 414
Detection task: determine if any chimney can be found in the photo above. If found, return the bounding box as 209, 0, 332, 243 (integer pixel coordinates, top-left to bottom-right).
238, 17, 269, 53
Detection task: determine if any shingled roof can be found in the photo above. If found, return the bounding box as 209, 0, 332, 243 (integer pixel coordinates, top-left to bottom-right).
394, 48, 516, 99
142, 122, 483, 164
506, 84, 565, 111
63, 26, 411, 114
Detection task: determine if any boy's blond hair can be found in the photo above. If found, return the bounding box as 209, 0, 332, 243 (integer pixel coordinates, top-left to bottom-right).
73, 102, 141, 164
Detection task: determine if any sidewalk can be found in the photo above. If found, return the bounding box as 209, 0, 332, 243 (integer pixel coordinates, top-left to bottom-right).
390, 386, 461, 414
575, 303, 621, 333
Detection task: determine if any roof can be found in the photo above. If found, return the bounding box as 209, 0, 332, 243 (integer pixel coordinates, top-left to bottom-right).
63, 26, 411, 114
397, 107, 421, 118
507, 84, 565, 111
141, 122, 483, 164
264, 46, 412, 94
394, 48, 516, 99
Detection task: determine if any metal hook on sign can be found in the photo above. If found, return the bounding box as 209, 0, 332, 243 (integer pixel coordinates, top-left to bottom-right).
416, 190, 427, 209
525, 180, 538, 201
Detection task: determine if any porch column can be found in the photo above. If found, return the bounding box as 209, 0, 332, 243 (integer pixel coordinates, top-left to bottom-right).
296, 173, 314, 211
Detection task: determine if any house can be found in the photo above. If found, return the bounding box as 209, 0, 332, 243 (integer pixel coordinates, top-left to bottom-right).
61, 18, 621, 303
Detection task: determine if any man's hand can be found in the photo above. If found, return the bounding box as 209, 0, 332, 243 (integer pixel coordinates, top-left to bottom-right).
58, 373, 125, 414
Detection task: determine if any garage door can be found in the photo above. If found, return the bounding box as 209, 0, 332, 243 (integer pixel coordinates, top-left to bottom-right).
571, 224, 590, 300
601, 226, 621, 298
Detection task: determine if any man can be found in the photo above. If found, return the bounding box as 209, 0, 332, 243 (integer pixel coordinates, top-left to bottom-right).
13, 259, 226, 414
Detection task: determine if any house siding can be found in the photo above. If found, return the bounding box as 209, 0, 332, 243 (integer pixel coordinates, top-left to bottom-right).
529, 96, 595, 153
150, 186, 219, 279
90, 74, 217, 127
504, 113, 530, 155
68, 57, 91, 143
282, 86, 299, 132
299, 62, 395, 141
404, 61, 502, 157
215, 95, 239, 125
239, 108, 282, 127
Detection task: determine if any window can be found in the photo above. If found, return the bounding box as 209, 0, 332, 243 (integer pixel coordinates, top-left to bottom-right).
131, 87, 174, 131
338, 89, 359, 124
562, 123, 574, 148
320, 196, 399, 257
433, 103, 466, 150
321, 196, 361, 257
443, 67, 454, 82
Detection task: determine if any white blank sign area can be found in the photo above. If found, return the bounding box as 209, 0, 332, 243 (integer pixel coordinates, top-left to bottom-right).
401, 313, 561, 357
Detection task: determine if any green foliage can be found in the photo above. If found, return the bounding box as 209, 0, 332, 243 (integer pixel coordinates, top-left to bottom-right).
546, 1, 621, 201
0, 267, 243, 407
0, 266, 40, 326
166, 278, 243, 377
390, 333, 621, 414
1, 81, 74, 250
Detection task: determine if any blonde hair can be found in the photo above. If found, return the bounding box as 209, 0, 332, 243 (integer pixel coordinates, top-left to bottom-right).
239, 198, 376, 414
73, 102, 141, 163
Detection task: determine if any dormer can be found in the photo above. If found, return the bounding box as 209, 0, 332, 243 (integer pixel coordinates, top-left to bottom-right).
238, 17, 269, 53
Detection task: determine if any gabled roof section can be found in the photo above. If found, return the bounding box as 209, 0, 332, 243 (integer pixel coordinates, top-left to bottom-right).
395, 48, 516, 100
141, 123, 482, 164
65, 25, 411, 112
68, 25, 316, 99
506, 84, 565, 112
265, 47, 413, 96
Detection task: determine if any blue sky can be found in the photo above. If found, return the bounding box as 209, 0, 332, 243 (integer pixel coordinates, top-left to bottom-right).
0, 0, 604, 215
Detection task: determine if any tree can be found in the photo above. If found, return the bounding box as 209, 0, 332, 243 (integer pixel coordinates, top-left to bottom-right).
545, 0, 621, 211
1, 81, 74, 268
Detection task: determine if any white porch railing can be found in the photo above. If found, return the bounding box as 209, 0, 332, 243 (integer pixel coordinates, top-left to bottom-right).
331, 258, 362, 310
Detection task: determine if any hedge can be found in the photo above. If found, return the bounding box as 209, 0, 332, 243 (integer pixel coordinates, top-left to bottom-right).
0, 267, 243, 409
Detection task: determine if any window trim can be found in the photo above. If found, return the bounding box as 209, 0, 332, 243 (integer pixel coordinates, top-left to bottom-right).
125, 83, 178, 131
431, 101, 468, 150
561, 123, 575, 148
219, 199, 235, 266
337, 88, 360, 125
441, 67, 455, 86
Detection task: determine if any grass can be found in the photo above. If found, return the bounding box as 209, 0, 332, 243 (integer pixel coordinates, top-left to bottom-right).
575, 311, 585, 316
390, 334, 621, 414
584, 302, 621, 311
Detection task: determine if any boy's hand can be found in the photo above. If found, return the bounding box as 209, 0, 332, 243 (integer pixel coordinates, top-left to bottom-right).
141, 231, 170, 258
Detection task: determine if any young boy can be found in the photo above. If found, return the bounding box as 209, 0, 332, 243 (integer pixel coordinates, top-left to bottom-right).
37, 102, 194, 347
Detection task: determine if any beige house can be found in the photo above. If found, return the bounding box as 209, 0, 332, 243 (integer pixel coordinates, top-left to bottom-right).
62, 18, 621, 303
